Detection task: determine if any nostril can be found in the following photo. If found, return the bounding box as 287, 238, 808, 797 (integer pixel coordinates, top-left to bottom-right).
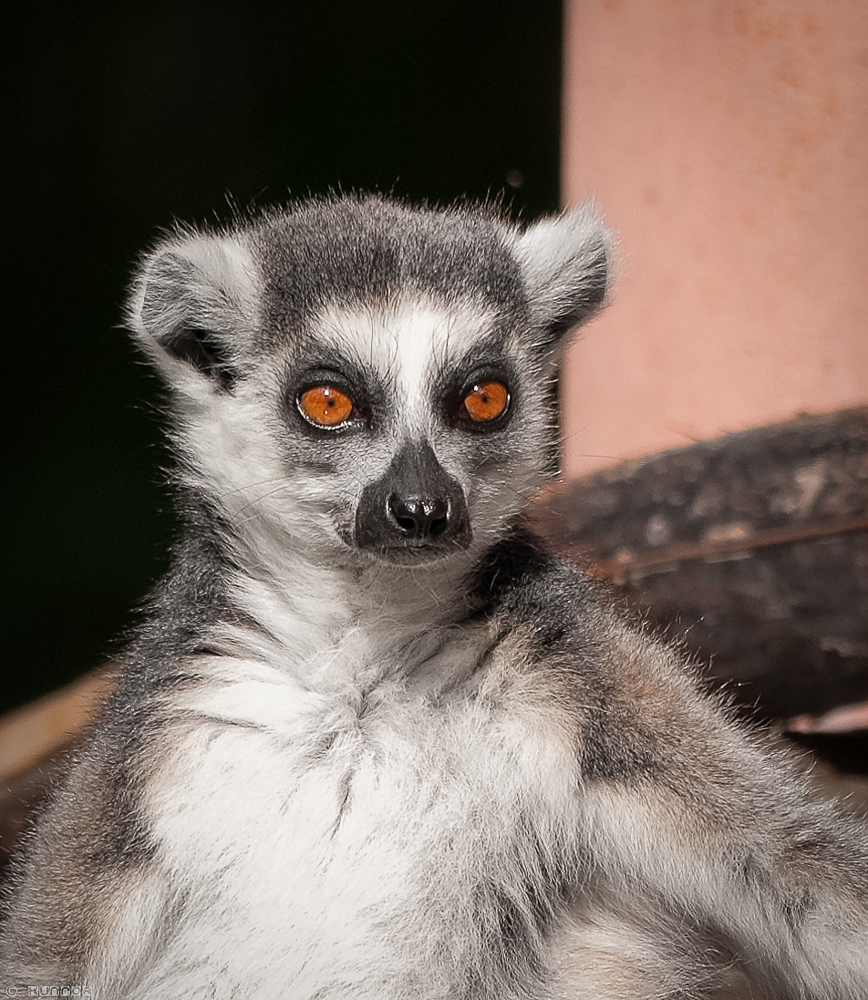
428, 508, 449, 539
389, 495, 451, 541
393, 507, 418, 534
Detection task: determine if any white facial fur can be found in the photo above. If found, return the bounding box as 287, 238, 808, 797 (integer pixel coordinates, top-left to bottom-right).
132, 238, 558, 590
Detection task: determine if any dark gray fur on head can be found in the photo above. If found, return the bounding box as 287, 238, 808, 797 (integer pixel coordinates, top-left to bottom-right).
131, 195, 610, 384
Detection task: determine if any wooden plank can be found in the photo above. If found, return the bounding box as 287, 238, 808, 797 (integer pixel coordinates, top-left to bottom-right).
0, 666, 115, 787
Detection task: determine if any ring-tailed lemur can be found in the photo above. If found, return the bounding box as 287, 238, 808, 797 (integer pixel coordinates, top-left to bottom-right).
1, 195, 867, 999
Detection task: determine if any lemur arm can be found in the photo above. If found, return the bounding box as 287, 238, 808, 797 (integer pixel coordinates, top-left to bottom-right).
578, 624, 868, 1000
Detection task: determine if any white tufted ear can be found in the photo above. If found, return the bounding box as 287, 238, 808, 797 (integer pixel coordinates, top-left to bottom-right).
128, 233, 260, 392
516, 203, 612, 350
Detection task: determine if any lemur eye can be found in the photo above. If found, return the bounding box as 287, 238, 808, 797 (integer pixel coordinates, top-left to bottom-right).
459, 381, 510, 423
298, 385, 355, 427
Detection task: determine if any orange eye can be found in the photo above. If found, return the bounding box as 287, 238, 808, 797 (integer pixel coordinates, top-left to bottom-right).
462, 380, 510, 423
298, 385, 355, 427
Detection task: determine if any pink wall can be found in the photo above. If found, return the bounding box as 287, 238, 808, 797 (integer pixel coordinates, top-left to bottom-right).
561, 0, 868, 477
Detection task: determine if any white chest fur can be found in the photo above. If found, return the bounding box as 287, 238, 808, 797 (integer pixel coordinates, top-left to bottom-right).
120, 628, 581, 1000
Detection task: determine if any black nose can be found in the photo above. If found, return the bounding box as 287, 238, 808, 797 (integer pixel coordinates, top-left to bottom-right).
388, 495, 450, 541
354, 441, 472, 559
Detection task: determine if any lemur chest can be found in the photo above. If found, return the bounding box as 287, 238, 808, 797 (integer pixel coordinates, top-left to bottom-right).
139, 637, 581, 994
147, 648, 579, 865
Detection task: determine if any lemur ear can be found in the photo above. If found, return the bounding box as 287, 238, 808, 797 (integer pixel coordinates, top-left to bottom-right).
128, 234, 258, 392
516, 204, 612, 350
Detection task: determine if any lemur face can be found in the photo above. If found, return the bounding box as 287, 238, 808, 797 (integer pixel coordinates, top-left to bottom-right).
129, 197, 609, 568
272, 296, 550, 565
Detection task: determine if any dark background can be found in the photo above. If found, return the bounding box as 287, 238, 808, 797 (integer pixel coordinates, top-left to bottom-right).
4, 3, 564, 714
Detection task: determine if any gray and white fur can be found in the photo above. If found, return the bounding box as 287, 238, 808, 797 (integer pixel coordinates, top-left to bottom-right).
2, 195, 867, 999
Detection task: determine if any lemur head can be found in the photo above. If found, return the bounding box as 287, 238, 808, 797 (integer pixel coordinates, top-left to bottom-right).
129, 196, 609, 570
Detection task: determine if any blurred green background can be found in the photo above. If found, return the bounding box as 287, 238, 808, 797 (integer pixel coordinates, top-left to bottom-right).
4, 2, 564, 713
